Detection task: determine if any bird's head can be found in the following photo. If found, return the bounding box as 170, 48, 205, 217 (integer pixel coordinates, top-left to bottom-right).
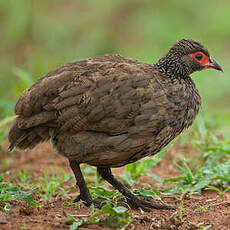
156, 39, 223, 78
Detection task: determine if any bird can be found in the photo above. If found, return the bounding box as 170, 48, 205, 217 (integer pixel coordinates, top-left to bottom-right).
8, 39, 223, 211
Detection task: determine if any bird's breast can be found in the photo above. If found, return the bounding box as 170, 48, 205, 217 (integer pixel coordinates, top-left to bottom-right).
144, 79, 201, 156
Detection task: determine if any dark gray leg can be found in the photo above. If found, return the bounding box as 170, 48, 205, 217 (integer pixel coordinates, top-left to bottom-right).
69, 160, 103, 208
97, 167, 175, 211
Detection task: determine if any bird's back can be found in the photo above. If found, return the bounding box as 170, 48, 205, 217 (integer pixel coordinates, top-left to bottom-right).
8, 55, 156, 149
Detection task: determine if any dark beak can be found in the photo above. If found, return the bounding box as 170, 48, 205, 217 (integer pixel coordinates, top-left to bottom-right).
208, 58, 223, 72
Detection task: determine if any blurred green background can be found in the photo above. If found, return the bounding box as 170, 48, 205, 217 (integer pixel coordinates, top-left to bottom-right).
0, 0, 230, 121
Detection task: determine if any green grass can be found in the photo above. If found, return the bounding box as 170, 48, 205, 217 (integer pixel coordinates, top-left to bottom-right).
0, 172, 39, 212
120, 144, 172, 186
14, 167, 74, 200
64, 204, 130, 229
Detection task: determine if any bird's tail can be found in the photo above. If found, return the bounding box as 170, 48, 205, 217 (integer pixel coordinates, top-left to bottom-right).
8, 118, 52, 151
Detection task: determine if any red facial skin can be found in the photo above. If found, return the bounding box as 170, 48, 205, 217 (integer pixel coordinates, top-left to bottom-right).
189, 51, 214, 69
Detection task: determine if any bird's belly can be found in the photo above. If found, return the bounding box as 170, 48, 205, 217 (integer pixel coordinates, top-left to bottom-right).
51, 131, 151, 167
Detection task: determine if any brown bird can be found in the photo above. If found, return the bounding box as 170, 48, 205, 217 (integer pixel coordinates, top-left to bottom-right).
8, 39, 222, 211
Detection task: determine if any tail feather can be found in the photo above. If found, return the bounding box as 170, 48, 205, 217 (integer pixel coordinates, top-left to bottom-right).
8, 119, 52, 151
8, 133, 27, 151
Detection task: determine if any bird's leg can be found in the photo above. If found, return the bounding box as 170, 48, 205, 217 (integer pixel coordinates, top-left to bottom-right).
97, 167, 175, 212
69, 160, 103, 208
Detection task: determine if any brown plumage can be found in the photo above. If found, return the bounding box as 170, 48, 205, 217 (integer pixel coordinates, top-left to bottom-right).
8, 39, 222, 211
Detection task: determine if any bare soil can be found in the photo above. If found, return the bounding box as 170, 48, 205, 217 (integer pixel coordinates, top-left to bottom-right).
0, 142, 230, 230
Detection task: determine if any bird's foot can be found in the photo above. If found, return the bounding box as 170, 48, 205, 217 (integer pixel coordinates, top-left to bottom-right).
128, 196, 175, 212
69, 161, 106, 209
97, 167, 175, 212
74, 194, 105, 209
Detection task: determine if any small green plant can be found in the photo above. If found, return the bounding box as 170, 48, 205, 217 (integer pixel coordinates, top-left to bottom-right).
195, 204, 212, 212
0, 172, 39, 212
15, 167, 73, 200
206, 185, 230, 198
64, 212, 88, 230
92, 204, 130, 228
36, 167, 73, 200
163, 128, 230, 196
64, 203, 130, 230
17, 169, 33, 189
88, 185, 124, 206
177, 191, 188, 218
133, 187, 161, 201
121, 144, 172, 187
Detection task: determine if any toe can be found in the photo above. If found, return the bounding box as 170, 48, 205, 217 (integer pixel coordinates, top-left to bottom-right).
139, 199, 176, 210
128, 197, 175, 211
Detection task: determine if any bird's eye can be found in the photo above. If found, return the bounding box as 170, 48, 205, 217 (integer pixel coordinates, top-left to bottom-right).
195, 53, 203, 60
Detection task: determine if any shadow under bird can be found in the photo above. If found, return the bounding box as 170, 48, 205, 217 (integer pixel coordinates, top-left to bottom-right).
8, 39, 223, 211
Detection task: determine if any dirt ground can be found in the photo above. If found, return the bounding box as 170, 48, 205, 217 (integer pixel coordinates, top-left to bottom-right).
0, 142, 230, 230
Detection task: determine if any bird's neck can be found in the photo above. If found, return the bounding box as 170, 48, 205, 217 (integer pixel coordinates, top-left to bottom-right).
155, 53, 189, 80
